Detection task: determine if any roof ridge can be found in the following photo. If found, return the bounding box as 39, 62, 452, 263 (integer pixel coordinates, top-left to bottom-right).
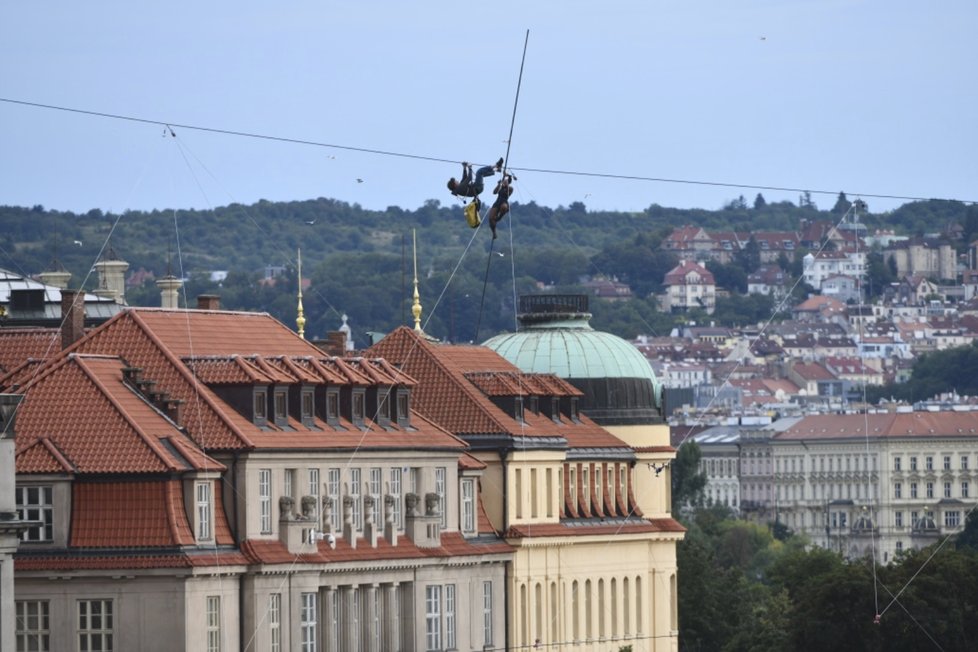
128, 311, 254, 449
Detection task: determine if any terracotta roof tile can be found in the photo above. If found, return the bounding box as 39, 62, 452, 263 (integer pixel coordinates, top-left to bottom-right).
70, 480, 196, 547
0, 328, 61, 372
15, 551, 249, 571
368, 327, 628, 449
777, 411, 978, 440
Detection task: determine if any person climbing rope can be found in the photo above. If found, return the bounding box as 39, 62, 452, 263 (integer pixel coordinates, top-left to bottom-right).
447, 158, 503, 199
487, 173, 516, 239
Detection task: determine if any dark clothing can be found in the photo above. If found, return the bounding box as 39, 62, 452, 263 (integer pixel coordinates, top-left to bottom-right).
451, 164, 495, 198
488, 175, 515, 239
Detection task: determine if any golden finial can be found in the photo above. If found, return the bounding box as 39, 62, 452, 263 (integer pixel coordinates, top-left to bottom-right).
411, 229, 423, 333
296, 248, 306, 339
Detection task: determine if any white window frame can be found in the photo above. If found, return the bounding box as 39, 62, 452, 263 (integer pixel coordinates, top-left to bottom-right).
196, 482, 213, 542
327, 468, 341, 531
269, 594, 281, 652
390, 467, 402, 528
461, 479, 476, 534
483, 581, 494, 647
206, 595, 221, 652
77, 599, 113, 652
445, 584, 456, 650
425, 585, 442, 651
300, 592, 318, 652
259, 469, 272, 534
16, 599, 50, 652
370, 467, 382, 519
350, 468, 362, 531
17, 486, 53, 542
435, 467, 447, 527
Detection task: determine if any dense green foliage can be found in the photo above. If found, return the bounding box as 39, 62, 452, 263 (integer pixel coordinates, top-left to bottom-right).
677, 506, 978, 651
2, 196, 972, 344
867, 342, 978, 404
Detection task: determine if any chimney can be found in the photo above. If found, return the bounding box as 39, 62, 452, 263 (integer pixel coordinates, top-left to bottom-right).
93, 248, 129, 305
60, 289, 85, 350
156, 275, 183, 309
197, 294, 220, 311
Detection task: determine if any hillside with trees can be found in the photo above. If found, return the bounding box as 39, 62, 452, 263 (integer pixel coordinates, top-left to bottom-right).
1, 196, 973, 345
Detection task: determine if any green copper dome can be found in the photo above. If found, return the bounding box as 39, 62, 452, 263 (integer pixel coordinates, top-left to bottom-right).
484, 295, 662, 424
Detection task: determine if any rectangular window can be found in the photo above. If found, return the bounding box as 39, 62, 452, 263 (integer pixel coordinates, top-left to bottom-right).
379, 389, 391, 424
78, 599, 113, 652
397, 392, 410, 426
327, 468, 341, 531
17, 486, 53, 542
274, 391, 288, 423
896, 540, 903, 553
350, 468, 362, 530
301, 390, 314, 422
353, 392, 365, 423
206, 596, 221, 652
894, 482, 902, 499
370, 467, 382, 511
16, 600, 50, 652
910, 456, 918, 471
330, 593, 339, 652
461, 479, 475, 534
425, 586, 442, 651
910, 482, 918, 499
390, 467, 403, 528
351, 589, 361, 652
514, 397, 524, 422
911, 511, 919, 528
372, 589, 381, 650
945, 511, 961, 528
269, 594, 281, 652
893, 457, 902, 472
483, 581, 494, 647
445, 584, 456, 650
308, 468, 320, 498
963, 481, 970, 499
409, 467, 420, 495
895, 511, 903, 528
254, 390, 267, 421
435, 467, 446, 527
925, 456, 933, 471
285, 469, 295, 501
300, 592, 318, 652
259, 469, 272, 534
926, 482, 934, 499
944, 482, 952, 499
326, 391, 339, 424
196, 482, 212, 542
944, 456, 952, 471
962, 456, 970, 471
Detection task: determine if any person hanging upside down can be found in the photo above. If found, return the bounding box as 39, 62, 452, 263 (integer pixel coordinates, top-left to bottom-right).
487, 173, 516, 240
447, 158, 504, 199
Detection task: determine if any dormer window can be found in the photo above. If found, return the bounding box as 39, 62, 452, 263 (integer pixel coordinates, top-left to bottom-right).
352, 389, 365, 426
528, 396, 539, 415
569, 398, 580, 423
377, 388, 392, 428
551, 398, 561, 424
514, 397, 525, 423
326, 389, 340, 426
195, 481, 213, 542
17, 486, 53, 543
273, 389, 288, 427
396, 390, 411, 428
300, 389, 315, 427
253, 388, 268, 426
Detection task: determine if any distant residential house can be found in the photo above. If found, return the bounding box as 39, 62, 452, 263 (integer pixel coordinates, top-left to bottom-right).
580, 276, 633, 301
802, 250, 866, 290
750, 232, 801, 263
662, 260, 716, 314
747, 265, 789, 300
897, 275, 941, 305
819, 274, 861, 303
885, 238, 956, 281
787, 361, 843, 397
791, 295, 847, 323
660, 361, 712, 389
824, 356, 885, 386
662, 225, 717, 262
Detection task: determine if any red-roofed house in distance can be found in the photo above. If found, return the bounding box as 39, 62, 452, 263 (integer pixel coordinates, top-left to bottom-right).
7, 305, 511, 651
661, 260, 716, 315
372, 295, 684, 652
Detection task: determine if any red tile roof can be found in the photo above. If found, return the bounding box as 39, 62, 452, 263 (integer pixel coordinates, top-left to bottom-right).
15, 354, 225, 474
15, 551, 250, 572
778, 411, 978, 440
0, 328, 61, 372
505, 517, 684, 538
368, 327, 629, 449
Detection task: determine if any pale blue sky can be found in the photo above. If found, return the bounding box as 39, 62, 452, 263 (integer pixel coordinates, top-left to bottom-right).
2, 1, 975, 216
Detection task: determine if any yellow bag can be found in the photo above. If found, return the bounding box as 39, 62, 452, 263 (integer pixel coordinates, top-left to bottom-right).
465, 200, 481, 228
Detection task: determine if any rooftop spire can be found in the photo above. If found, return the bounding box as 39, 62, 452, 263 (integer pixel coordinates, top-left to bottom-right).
411, 229, 423, 334
296, 248, 306, 339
